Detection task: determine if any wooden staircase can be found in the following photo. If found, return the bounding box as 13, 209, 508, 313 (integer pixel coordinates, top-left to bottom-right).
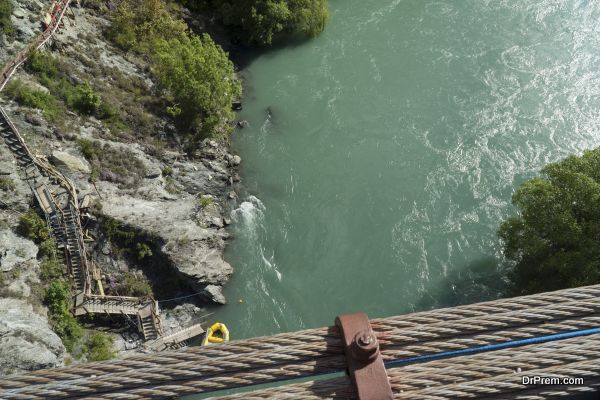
61, 203, 89, 293
0, 108, 38, 170
0, 107, 91, 294
137, 302, 162, 341
0, 0, 74, 92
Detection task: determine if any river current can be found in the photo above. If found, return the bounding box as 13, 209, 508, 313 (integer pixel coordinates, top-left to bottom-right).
211, 0, 600, 339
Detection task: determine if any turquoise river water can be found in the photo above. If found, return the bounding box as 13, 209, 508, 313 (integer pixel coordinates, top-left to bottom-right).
210, 0, 600, 340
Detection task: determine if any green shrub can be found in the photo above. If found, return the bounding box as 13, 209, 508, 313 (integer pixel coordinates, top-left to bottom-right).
0, 0, 14, 40
0, 177, 16, 191
97, 100, 126, 130
17, 210, 50, 244
153, 33, 242, 139
40, 257, 64, 281
23, 209, 82, 354
136, 243, 153, 259
27, 51, 61, 80
5, 80, 59, 121
26, 52, 110, 119
166, 104, 181, 118
59, 80, 101, 116
44, 280, 84, 352
116, 271, 153, 297
38, 238, 57, 257
108, 0, 242, 141
68, 82, 101, 115
162, 165, 173, 176
199, 195, 213, 208
102, 217, 136, 244
85, 332, 116, 361
164, 176, 179, 194
44, 280, 70, 313
77, 139, 97, 159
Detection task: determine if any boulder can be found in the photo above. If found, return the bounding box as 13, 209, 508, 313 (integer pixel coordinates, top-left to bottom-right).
50, 151, 91, 174
211, 217, 224, 228
203, 285, 227, 305
0, 299, 65, 375
0, 230, 37, 273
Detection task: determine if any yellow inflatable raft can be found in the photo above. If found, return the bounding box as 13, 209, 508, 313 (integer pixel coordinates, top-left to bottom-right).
202, 322, 230, 345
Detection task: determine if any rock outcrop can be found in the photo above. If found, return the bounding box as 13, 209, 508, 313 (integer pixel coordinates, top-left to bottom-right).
50, 150, 91, 174
0, 299, 65, 375
0, 0, 45, 66
92, 139, 236, 304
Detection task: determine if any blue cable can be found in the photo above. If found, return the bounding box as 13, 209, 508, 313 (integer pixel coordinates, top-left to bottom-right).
384, 326, 600, 368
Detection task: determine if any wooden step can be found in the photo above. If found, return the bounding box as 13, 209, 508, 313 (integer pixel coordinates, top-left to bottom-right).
145, 323, 205, 351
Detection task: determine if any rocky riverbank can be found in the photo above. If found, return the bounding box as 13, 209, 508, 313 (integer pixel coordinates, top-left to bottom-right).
0, 0, 242, 372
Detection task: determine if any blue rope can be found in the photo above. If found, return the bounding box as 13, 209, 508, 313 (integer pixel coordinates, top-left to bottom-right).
385, 326, 600, 368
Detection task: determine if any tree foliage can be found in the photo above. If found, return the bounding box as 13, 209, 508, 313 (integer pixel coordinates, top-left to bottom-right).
499, 148, 600, 295
24, 52, 108, 119
17, 210, 50, 244
108, 0, 241, 140
153, 33, 241, 139
85, 332, 116, 361
190, 0, 329, 45
107, 0, 187, 52
44, 280, 84, 352
0, 0, 14, 40
116, 271, 153, 297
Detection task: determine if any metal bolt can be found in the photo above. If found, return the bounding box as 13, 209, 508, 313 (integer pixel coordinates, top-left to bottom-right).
352, 330, 378, 361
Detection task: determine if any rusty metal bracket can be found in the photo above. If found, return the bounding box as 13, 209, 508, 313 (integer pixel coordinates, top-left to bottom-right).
335, 313, 393, 400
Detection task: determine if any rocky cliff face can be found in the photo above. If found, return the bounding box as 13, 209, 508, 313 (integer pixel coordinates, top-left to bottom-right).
0, 298, 65, 375
0, 0, 241, 372
87, 138, 236, 304
2, 1, 240, 303
0, 228, 66, 374
0, 0, 45, 65
1, 120, 67, 372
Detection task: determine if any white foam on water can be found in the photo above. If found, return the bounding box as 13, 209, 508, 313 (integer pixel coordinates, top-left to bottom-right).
231, 196, 283, 281
231, 196, 266, 235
